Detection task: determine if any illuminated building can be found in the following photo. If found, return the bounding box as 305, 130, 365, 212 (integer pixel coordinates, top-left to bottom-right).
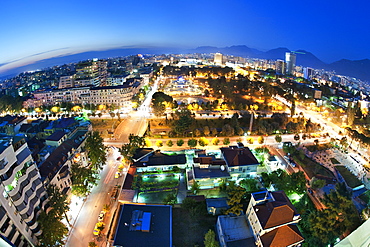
214, 53, 223, 65
275, 60, 286, 75
285, 52, 296, 75
0, 136, 47, 246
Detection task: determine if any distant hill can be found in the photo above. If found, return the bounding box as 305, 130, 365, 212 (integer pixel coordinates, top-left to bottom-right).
1, 45, 369, 82
194, 45, 370, 81
328, 59, 370, 80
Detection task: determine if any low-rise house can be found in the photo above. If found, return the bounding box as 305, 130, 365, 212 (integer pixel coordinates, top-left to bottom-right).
187, 153, 230, 190
221, 146, 260, 180
0, 115, 27, 135
132, 149, 186, 172
45, 130, 67, 147
246, 190, 304, 247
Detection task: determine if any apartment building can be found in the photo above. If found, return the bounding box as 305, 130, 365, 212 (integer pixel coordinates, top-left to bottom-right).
0, 136, 48, 247
25, 83, 139, 109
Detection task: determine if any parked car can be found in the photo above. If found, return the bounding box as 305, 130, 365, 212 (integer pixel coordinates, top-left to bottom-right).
98, 211, 105, 221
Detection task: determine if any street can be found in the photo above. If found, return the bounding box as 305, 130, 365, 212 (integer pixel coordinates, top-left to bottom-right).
66, 148, 124, 247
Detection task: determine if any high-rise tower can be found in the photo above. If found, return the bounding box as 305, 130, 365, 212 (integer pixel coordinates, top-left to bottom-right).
285, 52, 296, 75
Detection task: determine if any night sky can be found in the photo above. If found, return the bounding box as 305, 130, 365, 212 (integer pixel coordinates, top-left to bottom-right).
1, 0, 370, 74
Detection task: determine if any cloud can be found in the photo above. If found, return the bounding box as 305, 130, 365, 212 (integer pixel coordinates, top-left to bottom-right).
0, 47, 71, 75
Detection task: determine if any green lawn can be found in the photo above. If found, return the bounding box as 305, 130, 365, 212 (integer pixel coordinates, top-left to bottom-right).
294, 156, 335, 179
335, 166, 362, 188
196, 188, 228, 198
137, 190, 177, 204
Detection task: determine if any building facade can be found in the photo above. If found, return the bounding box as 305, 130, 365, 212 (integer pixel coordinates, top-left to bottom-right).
0, 136, 48, 246
285, 52, 296, 75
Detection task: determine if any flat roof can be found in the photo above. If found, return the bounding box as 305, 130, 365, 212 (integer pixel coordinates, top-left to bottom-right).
193, 165, 230, 179
113, 204, 172, 247
217, 215, 255, 245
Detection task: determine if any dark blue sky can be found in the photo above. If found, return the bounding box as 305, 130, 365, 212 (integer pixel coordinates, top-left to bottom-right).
1, 0, 370, 74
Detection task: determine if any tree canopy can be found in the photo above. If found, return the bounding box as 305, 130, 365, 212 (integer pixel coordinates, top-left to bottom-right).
85, 131, 107, 170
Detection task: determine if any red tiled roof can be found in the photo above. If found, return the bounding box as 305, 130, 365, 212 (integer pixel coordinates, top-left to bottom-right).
260, 225, 304, 247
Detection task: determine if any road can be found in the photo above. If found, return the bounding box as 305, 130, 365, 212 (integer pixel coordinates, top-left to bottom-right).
66, 148, 123, 247
66, 77, 161, 246
109, 76, 161, 144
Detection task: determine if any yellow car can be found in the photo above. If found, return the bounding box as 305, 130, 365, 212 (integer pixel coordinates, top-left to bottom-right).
93, 227, 100, 236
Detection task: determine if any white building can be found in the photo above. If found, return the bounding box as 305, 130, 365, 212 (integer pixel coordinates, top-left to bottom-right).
285, 52, 296, 75
246, 190, 304, 247
0, 136, 48, 246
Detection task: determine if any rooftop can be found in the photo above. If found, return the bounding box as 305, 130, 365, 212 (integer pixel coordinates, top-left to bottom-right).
217, 215, 256, 246
220, 146, 259, 167
260, 225, 304, 247
193, 164, 230, 179
253, 191, 299, 229
113, 204, 172, 247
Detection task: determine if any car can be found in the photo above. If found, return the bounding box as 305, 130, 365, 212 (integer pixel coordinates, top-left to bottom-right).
93, 226, 100, 236
115, 171, 121, 178
98, 211, 105, 221
116, 156, 121, 161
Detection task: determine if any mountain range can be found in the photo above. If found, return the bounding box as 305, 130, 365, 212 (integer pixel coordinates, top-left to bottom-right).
1, 45, 369, 82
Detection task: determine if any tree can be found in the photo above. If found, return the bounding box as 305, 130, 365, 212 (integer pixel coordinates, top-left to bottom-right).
212, 138, 220, 145
38, 185, 69, 246
203, 126, 211, 136
224, 185, 245, 216
153, 102, 165, 117
294, 134, 300, 141
222, 124, 234, 136
275, 135, 282, 143
239, 178, 258, 192
257, 136, 264, 144
85, 131, 107, 170
204, 229, 220, 247
166, 140, 173, 147
71, 163, 99, 197
181, 197, 197, 210
156, 140, 163, 147
247, 137, 254, 144
177, 139, 184, 146
163, 193, 177, 206
223, 138, 230, 145
188, 138, 198, 148
191, 181, 200, 194
310, 177, 326, 189
120, 134, 145, 161
198, 137, 209, 147
173, 110, 194, 136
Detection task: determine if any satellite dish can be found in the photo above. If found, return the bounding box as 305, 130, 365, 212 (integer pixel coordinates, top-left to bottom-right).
220, 165, 225, 171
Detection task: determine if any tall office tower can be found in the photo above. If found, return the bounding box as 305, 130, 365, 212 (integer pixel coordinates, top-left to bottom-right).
214, 53, 223, 65
285, 52, 296, 75
304, 67, 314, 80
275, 60, 286, 74
0, 136, 47, 246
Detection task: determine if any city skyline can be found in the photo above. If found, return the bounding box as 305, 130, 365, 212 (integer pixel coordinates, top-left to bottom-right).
1, 0, 370, 76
